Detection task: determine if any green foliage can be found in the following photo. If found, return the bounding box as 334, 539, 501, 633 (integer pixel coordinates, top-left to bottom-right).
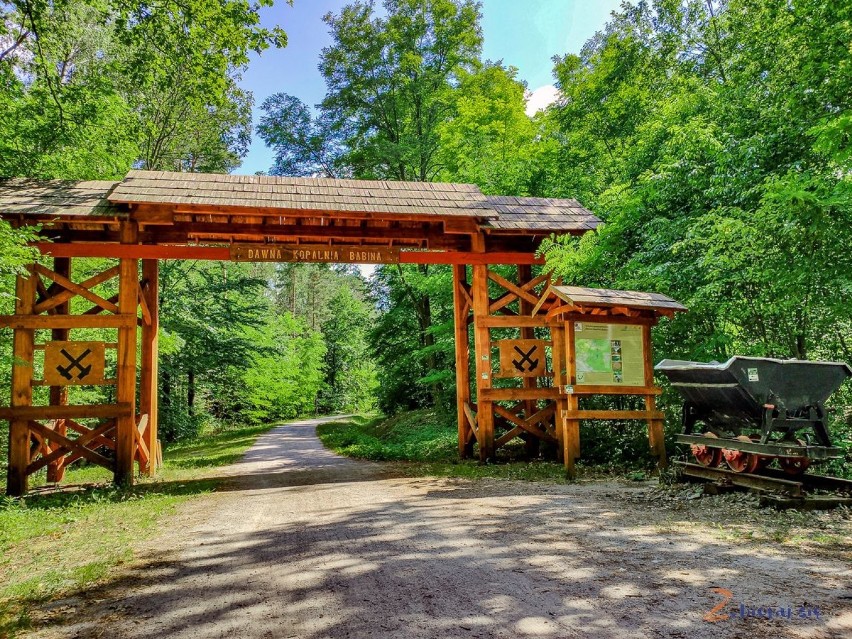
0, 0, 285, 177
316, 411, 458, 461
540, 0, 852, 369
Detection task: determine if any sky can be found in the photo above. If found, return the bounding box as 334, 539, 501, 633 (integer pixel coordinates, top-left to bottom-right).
237, 0, 623, 175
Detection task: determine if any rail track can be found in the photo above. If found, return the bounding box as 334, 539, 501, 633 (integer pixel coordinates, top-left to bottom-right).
675, 461, 852, 509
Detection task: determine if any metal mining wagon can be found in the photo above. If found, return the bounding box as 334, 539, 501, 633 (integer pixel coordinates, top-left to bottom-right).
656, 357, 852, 475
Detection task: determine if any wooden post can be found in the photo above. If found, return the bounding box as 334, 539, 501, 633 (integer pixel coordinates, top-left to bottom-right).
139, 259, 159, 475
115, 222, 139, 486
562, 320, 581, 477
643, 324, 667, 469
472, 263, 494, 462
452, 264, 473, 458
47, 257, 70, 483
7, 268, 37, 496
551, 321, 566, 463
517, 264, 540, 458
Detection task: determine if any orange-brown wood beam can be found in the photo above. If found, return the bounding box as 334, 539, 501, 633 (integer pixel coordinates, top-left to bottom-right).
452, 264, 473, 459
6, 268, 37, 496
47, 256, 70, 483
34, 243, 544, 265
115, 221, 139, 486
139, 259, 159, 476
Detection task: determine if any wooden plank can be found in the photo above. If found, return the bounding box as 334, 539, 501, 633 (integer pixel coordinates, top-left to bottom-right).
472, 264, 495, 461
452, 264, 474, 458
43, 341, 107, 386
26, 421, 112, 472
7, 269, 36, 496
487, 269, 539, 307
564, 410, 666, 420
518, 264, 541, 458
478, 315, 554, 328
139, 259, 159, 475
35, 242, 543, 265
27, 420, 116, 474
643, 324, 667, 468
46, 256, 70, 483
550, 321, 567, 463
33, 266, 120, 314
0, 403, 132, 420
232, 244, 401, 264
0, 314, 136, 329
480, 387, 560, 401
565, 384, 662, 396
33, 263, 120, 314
495, 339, 548, 378
115, 221, 139, 487
564, 319, 580, 476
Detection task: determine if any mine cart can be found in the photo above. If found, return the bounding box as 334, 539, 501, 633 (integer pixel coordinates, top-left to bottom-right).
655, 357, 851, 474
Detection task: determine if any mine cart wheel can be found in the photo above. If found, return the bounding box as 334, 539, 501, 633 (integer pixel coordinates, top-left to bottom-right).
691, 432, 722, 467
778, 440, 811, 475
722, 436, 760, 474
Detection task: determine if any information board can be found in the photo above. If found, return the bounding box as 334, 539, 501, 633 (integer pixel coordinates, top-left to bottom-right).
573, 322, 645, 386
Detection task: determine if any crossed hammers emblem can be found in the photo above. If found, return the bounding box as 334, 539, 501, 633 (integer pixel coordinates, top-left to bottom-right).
57, 348, 93, 381
512, 345, 539, 372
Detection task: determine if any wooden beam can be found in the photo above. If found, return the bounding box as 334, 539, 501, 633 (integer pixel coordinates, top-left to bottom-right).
6, 269, 36, 496
564, 320, 580, 476
26, 421, 112, 472
0, 404, 132, 421
564, 410, 666, 420
566, 385, 662, 396
477, 316, 554, 328
34, 243, 543, 265
452, 264, 474, 459
47, 256, 69, 483
26, 420, 116, 474
115, 221, 139, 487
479, 387, 560, 401
517, 264, 541, 458
33, 266, 120, 315
0, 314, 137, 329
472, 264, 495, 461
643, 324, 667, 469
33, 264, 120, 314
139, 260, 159, 475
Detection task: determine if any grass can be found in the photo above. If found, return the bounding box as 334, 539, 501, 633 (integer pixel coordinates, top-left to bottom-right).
0, 420, 280, 637
316, 410, 581, 482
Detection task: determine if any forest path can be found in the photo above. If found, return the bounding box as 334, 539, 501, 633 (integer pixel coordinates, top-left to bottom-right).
35, 417, 852, 639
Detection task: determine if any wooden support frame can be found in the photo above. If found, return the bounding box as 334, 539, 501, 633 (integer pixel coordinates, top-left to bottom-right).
452, 259, 560, 464
3, 224, 157, 495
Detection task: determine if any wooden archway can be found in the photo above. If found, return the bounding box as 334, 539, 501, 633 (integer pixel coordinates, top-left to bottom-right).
0, 170, 610, 495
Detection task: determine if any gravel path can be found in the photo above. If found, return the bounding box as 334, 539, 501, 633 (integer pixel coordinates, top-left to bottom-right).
41, 417, 852, 639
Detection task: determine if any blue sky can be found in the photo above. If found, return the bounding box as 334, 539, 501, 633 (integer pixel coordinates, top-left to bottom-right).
237, 0, 623, 175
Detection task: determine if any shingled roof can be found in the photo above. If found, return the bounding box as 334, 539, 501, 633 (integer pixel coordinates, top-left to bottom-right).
0, 178, 122, 218
109, 170, 498, 219
0, 170, 601, 234
551, 286, 687, 312
481, 196, 598, 231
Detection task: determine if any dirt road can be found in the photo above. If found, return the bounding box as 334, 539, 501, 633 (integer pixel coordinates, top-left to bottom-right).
40, 417, 852, 639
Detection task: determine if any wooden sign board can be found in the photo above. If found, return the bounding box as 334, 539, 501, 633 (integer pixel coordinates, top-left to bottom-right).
573, 322, 645, 386
231, 244, 400, 264
497, 339, 548, 378
43, 341, 107, 386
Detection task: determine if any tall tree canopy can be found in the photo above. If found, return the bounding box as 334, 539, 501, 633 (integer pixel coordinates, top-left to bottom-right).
540, 0, 852, 365
0, 0, 286, 178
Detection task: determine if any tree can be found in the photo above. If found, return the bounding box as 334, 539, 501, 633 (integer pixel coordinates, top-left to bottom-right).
0, 0, 286, 178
